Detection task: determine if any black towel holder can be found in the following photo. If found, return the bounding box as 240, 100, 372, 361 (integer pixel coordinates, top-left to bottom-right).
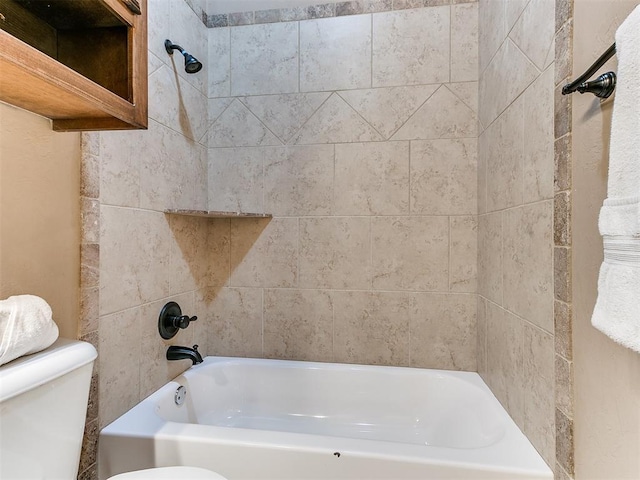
562, 42, 617, 99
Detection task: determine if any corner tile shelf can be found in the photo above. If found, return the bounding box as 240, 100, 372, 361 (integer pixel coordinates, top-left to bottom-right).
164, 209, 272, 218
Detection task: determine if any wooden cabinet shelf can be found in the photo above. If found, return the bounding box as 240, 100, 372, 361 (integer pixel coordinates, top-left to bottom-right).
0, 0, 147, 131
165, 209, 273, 219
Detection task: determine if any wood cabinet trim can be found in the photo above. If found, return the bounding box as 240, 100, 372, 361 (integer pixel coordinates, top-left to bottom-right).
0, 0, 147, 131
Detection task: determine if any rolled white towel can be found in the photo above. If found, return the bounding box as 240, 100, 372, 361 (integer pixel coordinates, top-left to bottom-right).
0, 295, 59, 367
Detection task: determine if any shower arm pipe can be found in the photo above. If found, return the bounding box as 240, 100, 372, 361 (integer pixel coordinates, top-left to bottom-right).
562, 42, 616, 95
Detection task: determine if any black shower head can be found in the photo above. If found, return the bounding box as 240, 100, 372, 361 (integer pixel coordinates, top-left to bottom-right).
164, 39, 203, 74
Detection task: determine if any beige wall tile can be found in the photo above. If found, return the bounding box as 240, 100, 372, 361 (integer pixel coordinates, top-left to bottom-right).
81, 131, 100, 156
100, 130, 141, 208
477, 295, 487, 375
148, 50, 164, 77
523, 66, 555, 203
230, 217, 298, 288
451, 3, 479, 82
291, 93, 384, 144
554, 84, 571, 140
364, 0, 392, 13
195, 287, 263, 357
338, 85, 439, 139
555, 354, 573, 417
554, 299, 572, 360
478, 0, 505, 73
478, 212, 502, 304
554, 191, 571, 247
240, 93, 330, 143
208, 98, 234, 127
333, 291, 411, 366
447, 81, 478, 114
556, 408, 573, 475
450, 215, 478, 293
230, 22, 299, 95
208, 27, 231, 98
503, 201, 554, 332
477, 128, 488, 213
372, 216, 449, 291
139, 121, 207, 211
300, 15, 372, 91
479, 38, 538, 128
485, 98, 524, 211
509, 0, 555, 70
168, 215, 211, 293
410, 138, 477, 215
148, 64, 209, 143
554, 134, 572, 193
485, 303, 524, 428
208, 100, 281, 147
504, 0, 528, 31
299, 217, 371, 289
392, 86, 478, 140
80, 287, 99, 338
411, 293, 477, 370
554, 245, 571, 303
81, 152, 99, 200
148, 0, 170, 69
99, 306, 141, 427
524, 323, 555, 466
81, 197, 100, 244
264, 289, 333, 361
373, 7, 450, 86
208, 147, 264, 213
334, 142, 410, 215
264, 145, 334, 215
100, 207, 172, 316
554, 19, 572, 86
79, 419, 98, 476
168, 216, 230, 293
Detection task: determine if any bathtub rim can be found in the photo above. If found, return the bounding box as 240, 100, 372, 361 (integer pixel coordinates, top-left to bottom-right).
99, 356, 553, 479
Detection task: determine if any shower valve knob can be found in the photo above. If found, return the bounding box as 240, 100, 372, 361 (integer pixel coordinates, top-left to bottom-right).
172, 314, 197, 329
158, 302, 198, 339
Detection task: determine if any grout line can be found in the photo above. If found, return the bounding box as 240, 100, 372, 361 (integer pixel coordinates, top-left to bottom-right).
448, 215, 452, 292
227, 27, 232, 97
449, 3, 452, 84
370, 12, 374, 88
408, 140, 412, 214
298, 21, 301, 93
296, 217, 301, 288
261, 287, 265, 355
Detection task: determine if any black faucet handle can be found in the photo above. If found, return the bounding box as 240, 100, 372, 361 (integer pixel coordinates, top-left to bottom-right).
173, 315, 197, 329
159, 302, 198, 340
193, 344, 199, 351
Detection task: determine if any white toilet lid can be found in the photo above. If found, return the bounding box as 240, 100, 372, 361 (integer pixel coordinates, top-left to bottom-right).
108, 466, 228, 480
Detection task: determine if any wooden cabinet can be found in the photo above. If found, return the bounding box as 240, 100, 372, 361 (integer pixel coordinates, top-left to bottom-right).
0, 0, 147, 131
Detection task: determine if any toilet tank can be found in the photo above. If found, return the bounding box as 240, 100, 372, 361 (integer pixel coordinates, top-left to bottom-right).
0, 338, 97, 479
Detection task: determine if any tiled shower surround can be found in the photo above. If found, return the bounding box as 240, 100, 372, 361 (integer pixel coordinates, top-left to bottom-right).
78, 0, 564, 477
477, 0, 557, 470
204, 3, 480, 368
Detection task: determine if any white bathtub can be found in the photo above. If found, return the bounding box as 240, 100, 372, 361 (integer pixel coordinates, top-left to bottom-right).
99, 357, 553, 480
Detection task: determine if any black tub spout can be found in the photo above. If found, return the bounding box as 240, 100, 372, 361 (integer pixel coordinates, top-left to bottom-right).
167, 344, 203, 365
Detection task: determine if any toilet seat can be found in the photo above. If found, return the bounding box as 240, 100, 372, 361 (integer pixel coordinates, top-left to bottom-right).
107, 466, 229, 479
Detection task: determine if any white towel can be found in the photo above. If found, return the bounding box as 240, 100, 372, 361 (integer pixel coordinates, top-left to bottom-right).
592, 5, 640, 352
0, 295, 59, 366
